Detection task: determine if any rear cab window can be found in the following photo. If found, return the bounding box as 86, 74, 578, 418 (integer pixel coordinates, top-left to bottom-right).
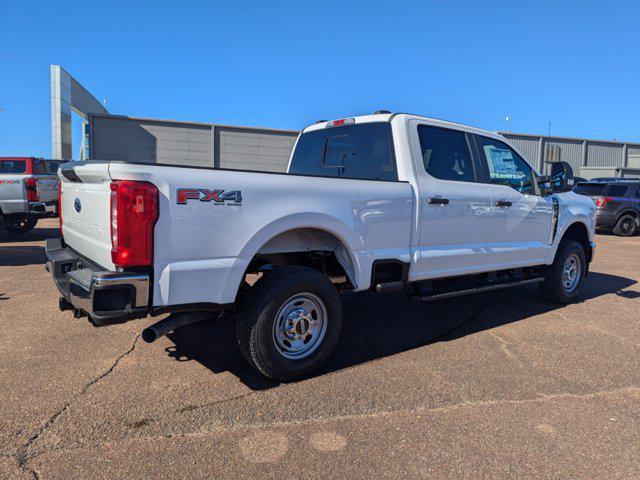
289, 122, 397, 181
0, 160, 27, 174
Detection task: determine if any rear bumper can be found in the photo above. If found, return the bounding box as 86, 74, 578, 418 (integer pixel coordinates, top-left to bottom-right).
45, 238, 149, 324
29, 201, 58, 217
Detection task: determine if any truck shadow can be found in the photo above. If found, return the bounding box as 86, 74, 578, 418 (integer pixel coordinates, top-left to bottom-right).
165, 270, 637, 390
0, 227, 59, 266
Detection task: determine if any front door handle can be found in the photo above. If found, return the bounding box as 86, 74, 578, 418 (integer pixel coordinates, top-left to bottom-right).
496, 200, 512, 207
428, 197, 450, 205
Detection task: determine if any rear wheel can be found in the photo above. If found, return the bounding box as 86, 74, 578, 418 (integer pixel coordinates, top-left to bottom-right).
236, 266, 343, 381
4, 214, 37, 234
539, 239, 586, 304
613, 214, 637, 237
0, 213, 5, 233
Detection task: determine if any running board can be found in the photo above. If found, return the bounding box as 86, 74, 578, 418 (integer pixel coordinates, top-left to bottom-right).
410, 277, 543, 303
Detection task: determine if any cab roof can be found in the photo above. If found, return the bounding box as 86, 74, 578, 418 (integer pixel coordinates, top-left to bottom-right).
302, 112, 506, 141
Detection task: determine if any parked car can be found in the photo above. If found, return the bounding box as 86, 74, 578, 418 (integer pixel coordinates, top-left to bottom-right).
0, 157, 62, 234
46, 113, 596, 380
573, 180, 640, 236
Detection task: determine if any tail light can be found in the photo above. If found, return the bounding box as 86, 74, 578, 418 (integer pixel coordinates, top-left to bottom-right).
595, 196, 612, 207
24, 178, 39, 202
110, 180, 159, 267
58, 182, 63, 237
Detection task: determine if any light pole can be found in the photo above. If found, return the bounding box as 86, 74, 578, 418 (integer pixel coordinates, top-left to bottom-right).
505, 115, 510, 132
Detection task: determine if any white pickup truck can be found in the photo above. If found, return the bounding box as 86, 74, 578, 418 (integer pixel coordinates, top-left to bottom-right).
1, 157, 61, 233
46, 113, 596, 380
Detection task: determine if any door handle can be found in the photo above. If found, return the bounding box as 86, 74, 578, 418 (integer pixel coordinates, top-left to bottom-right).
496, 200, 512, 207
427, 197, 450, 205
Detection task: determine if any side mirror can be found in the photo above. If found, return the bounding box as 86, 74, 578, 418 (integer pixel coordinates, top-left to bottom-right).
549, 161, 574, 193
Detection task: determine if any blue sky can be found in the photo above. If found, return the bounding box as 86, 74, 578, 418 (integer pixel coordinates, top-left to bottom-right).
1, 0, 639, 158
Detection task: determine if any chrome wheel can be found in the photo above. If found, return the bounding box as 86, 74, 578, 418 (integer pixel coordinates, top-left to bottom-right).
272, 293, 327, 360
561, 253, 581, 293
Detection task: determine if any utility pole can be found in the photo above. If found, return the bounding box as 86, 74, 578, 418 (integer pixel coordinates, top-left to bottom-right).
547, 121, 551, 137
505, 115, 510, 132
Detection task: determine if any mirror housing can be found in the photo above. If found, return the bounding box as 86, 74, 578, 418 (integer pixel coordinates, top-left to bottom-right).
549, 161, 574, 193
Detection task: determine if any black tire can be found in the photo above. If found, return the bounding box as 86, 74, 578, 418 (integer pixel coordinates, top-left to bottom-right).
0, 214, 5, 233
4, 214, 37, 234
236, 266, 343, 381
612, 214, 637, 237
539, 239, 586, 304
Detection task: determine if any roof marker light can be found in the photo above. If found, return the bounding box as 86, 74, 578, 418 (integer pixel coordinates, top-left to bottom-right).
326, 118, 355, 128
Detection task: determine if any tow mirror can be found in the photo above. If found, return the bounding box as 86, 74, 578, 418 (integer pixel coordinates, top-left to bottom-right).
549, 161, 574, 193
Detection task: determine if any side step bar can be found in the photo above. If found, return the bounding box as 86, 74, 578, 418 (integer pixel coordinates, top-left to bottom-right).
411, 277, 543, 303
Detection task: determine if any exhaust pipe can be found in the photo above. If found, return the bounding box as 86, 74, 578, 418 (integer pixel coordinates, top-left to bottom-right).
142, 311, 210, 343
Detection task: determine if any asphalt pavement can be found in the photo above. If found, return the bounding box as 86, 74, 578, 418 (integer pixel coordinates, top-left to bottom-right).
1, 218, 639, 479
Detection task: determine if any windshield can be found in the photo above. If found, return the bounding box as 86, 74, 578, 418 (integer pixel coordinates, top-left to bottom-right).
573, 183, 606, 196
0, 160, 27, 174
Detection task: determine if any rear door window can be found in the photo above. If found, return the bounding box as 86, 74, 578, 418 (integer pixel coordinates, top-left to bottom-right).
0, 160, 27, 174
606, 185, 628, 197
573, 183, 607, 196
289, 122, 397, 181
417, 125, 476, 182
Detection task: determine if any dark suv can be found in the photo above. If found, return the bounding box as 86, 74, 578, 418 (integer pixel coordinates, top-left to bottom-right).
573, 181, 640, 236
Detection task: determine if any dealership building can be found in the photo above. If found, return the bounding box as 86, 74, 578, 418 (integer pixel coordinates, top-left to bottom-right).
52, 65, 640, 179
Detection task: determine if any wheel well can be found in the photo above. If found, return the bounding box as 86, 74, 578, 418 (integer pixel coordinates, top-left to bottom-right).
617, 210, 638, 222
243, 228, 356, 291
561, 222, 592, 262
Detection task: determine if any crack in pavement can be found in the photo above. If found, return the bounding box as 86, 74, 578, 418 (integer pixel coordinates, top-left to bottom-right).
13, 334, 140, 479
487, 331, 525, 367
18, 384, 640, 460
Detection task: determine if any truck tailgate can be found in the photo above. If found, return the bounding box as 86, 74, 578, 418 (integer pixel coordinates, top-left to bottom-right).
60, 162, 115, 270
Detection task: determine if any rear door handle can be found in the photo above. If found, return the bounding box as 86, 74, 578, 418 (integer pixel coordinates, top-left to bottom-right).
428, 197, 450, 205
496, 200, 512, 207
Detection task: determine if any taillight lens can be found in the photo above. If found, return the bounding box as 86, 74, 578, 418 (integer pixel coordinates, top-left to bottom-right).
595, 196, 612, 207
110, 180, 159, 267
58, 182, 63, 237
25, 178, 39, 202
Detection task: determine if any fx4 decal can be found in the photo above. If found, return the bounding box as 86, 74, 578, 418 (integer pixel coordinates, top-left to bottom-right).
177, 188, 242, 205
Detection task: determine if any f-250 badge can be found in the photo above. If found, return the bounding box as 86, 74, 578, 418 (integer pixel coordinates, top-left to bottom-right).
177, 188, 242, 205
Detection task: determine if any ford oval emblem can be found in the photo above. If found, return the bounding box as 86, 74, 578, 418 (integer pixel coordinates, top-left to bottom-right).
74, 198, 81, 213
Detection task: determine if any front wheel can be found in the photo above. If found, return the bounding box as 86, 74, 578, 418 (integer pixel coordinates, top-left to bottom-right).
539, 239, 586, 304
236, 266, 343, 381
4, 214, 37, 234
613, 214, 637, 237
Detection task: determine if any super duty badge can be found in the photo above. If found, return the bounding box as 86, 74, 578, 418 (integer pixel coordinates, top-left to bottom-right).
177, 188, 242, 205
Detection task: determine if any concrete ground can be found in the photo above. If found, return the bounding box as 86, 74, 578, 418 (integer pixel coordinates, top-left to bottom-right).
1, 218, 639, 479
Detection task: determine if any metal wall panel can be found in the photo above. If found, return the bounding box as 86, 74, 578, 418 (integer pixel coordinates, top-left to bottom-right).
545, 139, 583, 172
628, 146, 640, 158
91, 116, 213, 167
90, 115, 299, 171
215, 127, 298, 172
586, 142, 624, 167
503, 136, 539, 166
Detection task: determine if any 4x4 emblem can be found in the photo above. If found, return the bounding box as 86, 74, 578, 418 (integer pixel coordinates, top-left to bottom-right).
176, 188, 242, 205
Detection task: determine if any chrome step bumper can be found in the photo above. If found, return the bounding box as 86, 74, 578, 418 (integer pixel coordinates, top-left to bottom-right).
45, 238, 149, 324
